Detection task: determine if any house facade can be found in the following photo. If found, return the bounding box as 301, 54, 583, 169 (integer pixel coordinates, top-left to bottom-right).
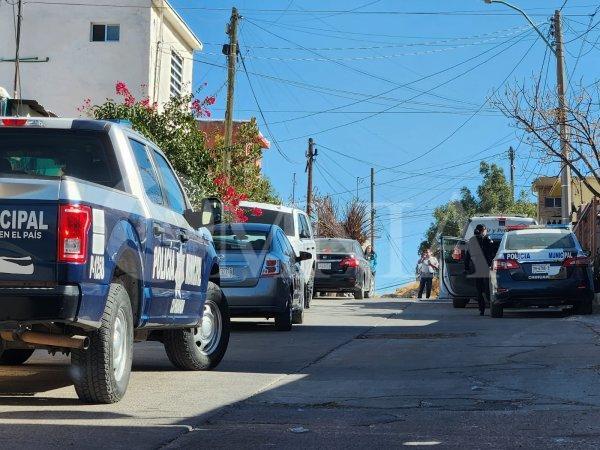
532, 176, 600, 224
0, 0, 201, 117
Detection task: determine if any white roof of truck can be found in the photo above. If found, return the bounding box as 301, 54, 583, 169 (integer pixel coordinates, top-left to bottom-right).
240, 201, 300, 215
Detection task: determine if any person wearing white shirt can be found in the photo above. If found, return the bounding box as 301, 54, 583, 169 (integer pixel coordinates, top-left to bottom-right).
416, 249, 439, 299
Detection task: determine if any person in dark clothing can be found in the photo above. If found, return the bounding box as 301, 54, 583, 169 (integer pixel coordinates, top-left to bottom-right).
464, 224, 495, 315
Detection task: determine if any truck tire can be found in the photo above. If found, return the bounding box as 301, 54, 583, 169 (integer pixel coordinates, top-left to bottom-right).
354, 287, 365, 300
0, 348, 35, 365
304, 284, 312, 309
292, 308, 304, 324
452, 298, 469, 308
72, 281, 133, 404
491, 303, 504, 318
365, 277, 375, 299
275, 300, 293, 331
164, 282, 230, 370
575, 298, 593, 315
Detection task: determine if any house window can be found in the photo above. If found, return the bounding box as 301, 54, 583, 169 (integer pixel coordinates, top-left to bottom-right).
170, 51, 184, 97
91, 24, 120, 42
544, 197, 562, 208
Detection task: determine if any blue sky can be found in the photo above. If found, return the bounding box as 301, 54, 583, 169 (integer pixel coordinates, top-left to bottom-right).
171, 0, 600, 292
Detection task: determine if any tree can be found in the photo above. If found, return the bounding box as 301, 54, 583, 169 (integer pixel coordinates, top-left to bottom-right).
81, 82, 278, 218
314, 195, 370, 244
495, 81, 600, 198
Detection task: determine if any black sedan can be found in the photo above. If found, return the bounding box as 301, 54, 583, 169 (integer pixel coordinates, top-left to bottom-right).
314, 238, 374, 299
211, 223, 311, 331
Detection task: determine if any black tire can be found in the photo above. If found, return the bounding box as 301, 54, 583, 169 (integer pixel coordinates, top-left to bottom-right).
491, 303, 504, 318
0, 348, 35, 365
72, 281, 133, 404
292, 307, 304, 324
575, 298, 593, 315
452, 298, 469, 308
164, 282, 230, 371
354, 286, 365, 300
275, 300, 293, 331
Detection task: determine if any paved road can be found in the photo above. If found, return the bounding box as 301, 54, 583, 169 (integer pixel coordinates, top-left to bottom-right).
1, 298, 600, 449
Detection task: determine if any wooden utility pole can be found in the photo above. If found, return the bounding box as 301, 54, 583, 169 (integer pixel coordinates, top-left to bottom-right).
13, 0, 23, 99
508, 146, 515, 200
291, 172, 297, 207
553, 10, 572, 225
370, 167, 375, 250
223, 7, 239, 179
306, 138, 316, 216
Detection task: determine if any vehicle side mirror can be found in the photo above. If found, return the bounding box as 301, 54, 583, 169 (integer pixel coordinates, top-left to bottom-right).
297, 251, 312, 262
185, 198, 223, 229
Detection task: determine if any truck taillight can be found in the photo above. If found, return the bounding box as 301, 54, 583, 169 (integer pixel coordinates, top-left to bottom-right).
563, 256, 590, 267
58, 204, 92, 263
1, 118, 28, 127
340, 256, 360, 268
493, 259, 520, 271
262, 256, 281, 276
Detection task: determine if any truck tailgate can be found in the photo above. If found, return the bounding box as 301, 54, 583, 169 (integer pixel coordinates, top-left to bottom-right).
0, 177, 60, 284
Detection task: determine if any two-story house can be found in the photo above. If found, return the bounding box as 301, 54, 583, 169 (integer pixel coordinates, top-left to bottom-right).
0, 0, 201, 117
532, 176, 600, 224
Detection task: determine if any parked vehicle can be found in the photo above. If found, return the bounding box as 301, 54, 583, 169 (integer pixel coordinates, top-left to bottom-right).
489, 226, 594, 318
211, 223, 310, 330
440, 215, 537, 308
240, 201, 316, 307
0, 117, 229, 404
314, 238, 374, 299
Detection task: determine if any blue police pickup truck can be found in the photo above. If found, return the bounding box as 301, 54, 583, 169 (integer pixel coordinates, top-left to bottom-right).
0, 117, 230, 403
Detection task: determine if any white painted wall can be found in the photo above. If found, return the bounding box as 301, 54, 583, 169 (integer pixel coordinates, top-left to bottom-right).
0, 0, 196, 117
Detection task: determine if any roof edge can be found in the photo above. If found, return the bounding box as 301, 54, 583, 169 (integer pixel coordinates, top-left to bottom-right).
152, 0, 202, 51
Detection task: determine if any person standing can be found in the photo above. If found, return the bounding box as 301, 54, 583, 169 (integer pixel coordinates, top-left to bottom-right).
464, 224, 495, 316
416, 249, 439, 299
365, 245, 377, 275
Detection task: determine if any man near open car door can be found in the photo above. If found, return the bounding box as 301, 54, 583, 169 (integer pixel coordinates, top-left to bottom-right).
464, 224, 495, 316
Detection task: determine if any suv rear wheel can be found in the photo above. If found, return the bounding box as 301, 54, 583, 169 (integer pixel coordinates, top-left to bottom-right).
72, 281, 133, 404
575, 298, 593, 315
452, 298, 469, 308
164, 282, 230, 370
491, 303, 504, 318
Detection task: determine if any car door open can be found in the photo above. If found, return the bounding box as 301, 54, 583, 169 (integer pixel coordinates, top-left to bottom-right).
440, 236, 477, 306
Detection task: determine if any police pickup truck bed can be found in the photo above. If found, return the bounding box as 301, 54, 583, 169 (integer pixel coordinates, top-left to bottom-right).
0, 117, 229, 403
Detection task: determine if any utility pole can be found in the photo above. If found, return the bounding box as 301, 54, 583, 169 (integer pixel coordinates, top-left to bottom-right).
552, 10, 572, 225
223, 7, 239, 179
291, 172, 297, 207
370, 167, 375, 250
508, 146, 515, 200
13, 0, 23, 99
306, 138, 316, 216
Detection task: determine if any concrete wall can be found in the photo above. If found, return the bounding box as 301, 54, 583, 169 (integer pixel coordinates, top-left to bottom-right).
534, 178, 600, 224
0, 0, 195, 117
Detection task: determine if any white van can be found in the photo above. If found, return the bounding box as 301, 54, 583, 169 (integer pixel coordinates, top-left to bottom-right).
440, 215, 538, 308
240, 201, 316, 307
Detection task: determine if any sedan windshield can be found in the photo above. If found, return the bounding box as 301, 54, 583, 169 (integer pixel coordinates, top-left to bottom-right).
505, 232, 576, 250
212, 228, 270, 252
317, 240, 354, 253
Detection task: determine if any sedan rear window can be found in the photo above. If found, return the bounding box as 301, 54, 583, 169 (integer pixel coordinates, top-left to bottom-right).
0, 129, 122, 189
317, 240, 354, 253
505, 232, 576, 250
212, 228, 270, 252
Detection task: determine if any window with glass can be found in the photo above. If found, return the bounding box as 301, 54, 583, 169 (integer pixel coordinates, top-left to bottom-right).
129, 139, 163, 205
505, 232, 576, 250
91, 24, 120, 42
152, 150, 186, 214
212, 227, 271, 252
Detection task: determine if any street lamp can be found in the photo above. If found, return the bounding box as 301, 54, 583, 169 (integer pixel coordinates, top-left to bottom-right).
484, 0, 572, 224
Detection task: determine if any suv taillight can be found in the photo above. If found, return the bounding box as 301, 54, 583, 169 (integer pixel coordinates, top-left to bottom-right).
262, 256, 281, 276
58, 204, 92, 263
563, 256, 590, 267
493, 259, 520, 271
340, 256, 359, 268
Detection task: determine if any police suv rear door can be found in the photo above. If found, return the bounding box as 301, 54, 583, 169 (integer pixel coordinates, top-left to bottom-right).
440, 236, 477, 301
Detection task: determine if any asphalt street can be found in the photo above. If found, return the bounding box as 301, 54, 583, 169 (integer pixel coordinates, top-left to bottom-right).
1, 297, 600, 449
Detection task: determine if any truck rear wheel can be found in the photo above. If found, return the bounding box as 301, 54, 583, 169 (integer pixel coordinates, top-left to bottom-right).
72, 281, 133, 404
0, 348, 35, 365
491, 303, 504, 318
354, 287, 365, 299
452, 298, 469, 308
164, 282, 230, 370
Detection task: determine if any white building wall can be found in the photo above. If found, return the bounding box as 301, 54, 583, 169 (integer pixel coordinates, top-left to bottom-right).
149, 5, 195, 106
0, 0, 196, 117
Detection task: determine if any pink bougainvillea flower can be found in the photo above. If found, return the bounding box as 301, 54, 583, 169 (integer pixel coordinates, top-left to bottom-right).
251, 207, 263, 217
